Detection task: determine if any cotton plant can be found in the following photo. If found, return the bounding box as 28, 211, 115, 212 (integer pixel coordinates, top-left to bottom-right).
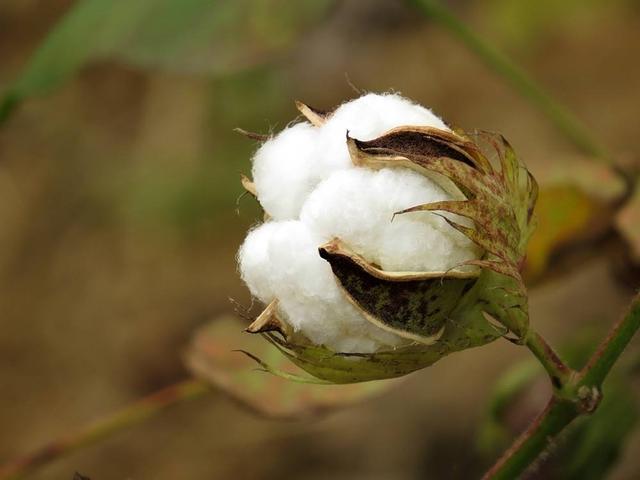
237, 93, 539, 384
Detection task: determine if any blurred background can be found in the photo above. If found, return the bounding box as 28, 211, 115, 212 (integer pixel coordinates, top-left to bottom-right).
1, 0, 640, 478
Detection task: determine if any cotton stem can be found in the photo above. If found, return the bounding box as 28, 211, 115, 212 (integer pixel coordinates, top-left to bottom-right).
484, 294, 640, 478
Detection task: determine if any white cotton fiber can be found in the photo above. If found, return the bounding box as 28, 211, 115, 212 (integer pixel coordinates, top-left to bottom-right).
250, 93, 449, 219
251, 122, 320, 220
314, 93, 449, 177
238, 220, 406, 353
300, 168, 479, 273
239, 93, 480, 353
237, 222, 280, 303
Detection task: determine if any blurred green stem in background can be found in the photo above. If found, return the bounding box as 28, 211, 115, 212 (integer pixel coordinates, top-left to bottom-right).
408, 0, 612, 164
0, 379, 211, 480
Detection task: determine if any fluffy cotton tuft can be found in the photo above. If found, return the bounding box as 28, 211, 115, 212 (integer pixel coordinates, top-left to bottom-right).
315, 93, 449, 176
301, 168, 478, 273
239, 221, 406, 353
251, 122, 319, 220
251, 93, 448, 220
239, 93, 479, 353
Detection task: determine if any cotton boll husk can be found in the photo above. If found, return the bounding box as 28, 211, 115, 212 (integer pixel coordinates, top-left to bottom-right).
238, 220, 407, 353
251, 122, 320, 220
300, 167, 480, 273
315, 93, 449, 177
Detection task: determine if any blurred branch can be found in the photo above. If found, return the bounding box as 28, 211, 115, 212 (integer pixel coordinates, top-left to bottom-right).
0, 94, 20, 125
407, 0, 612, 164
580, 292, 640, 388
0, 378, 211, 480
482, 397, 577, 480
483, 293, 640, 479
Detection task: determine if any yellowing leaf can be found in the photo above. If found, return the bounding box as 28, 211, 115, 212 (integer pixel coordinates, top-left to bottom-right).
525, 185, 601, 280
616, 181, 640, 263
524, 157, 626, 282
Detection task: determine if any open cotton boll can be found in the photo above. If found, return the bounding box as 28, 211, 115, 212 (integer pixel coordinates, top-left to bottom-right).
238, 219, 407, 353
300, 167, 480, 273
315, 93, 449, 177
251, 122, 320, 220
239, 93, 483, 354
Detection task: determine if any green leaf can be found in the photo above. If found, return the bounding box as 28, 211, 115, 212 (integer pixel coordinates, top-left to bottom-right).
184, 315, 398, 418
0, 0, 333, 123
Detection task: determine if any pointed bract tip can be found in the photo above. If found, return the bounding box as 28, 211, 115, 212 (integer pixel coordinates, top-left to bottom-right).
295, 100, 328, 127
234, 128, 269, 141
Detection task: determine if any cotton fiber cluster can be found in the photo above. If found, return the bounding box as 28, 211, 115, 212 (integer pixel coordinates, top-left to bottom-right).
239, 93, 480, 353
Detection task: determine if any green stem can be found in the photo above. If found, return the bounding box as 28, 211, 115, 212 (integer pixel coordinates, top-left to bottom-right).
484, 293, 640, 479
523, 330, 572, 389
0, 378, 211, 480
408, 0, 611, 163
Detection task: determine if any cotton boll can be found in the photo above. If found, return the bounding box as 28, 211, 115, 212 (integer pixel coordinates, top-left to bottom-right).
252, 122, 320, 220
300, 167, 479, 272
315, 93, 449, 177
238, 219, 407, 353
239, 93, 481, 354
